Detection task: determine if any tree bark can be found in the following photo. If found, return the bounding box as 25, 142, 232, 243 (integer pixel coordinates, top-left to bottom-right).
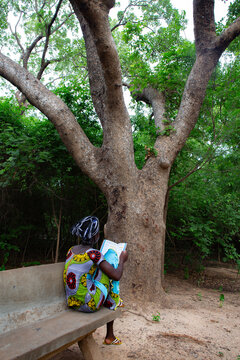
103, 165, 170, 300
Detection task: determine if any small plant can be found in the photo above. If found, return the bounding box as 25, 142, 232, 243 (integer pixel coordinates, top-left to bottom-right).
218, 351, 224, 357
219, 294, 225, 308
218, 286, 223, 292
197, 292, 202, 301
152, 312, 161, 322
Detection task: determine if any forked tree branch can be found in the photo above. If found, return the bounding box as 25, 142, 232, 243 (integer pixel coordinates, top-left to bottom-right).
153, 0, 240, 168
69, 0, 127, 118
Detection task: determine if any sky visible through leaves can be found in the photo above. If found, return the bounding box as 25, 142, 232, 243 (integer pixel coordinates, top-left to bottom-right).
111, 0, 229, 41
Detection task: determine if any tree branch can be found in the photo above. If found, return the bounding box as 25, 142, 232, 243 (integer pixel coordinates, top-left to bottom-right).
111, 3, 131, 31
69, 0, 128, 119
23, 35, 44, 69
69, 0, 136, 180
8, 13, 24, 55
193, 0, 216, 54
215, 16, 240, 52
68, 3, 107, 126
40, 0, 64, 73
51, 11, 75, 34
194, 0, 240, 54
0, 52, 101, 185
168, 159, 209, 191
40, 0, 47, 13
130, 86, 166, 132
37, 54, 72, 80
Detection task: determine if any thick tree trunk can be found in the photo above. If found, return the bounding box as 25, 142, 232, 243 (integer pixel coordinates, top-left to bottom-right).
103, 165, 170, 301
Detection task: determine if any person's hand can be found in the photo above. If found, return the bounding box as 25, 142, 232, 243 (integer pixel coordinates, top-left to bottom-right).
119, 250, 128, 263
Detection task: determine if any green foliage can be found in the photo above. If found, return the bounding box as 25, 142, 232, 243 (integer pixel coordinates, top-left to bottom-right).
2, 0, 84, 83
166, 56, 240, 267
216, 1, 240, 53
219, 293, 225, 302
0, 0, 8, 35
167, 160, 240, 265
0, 226, 24, 270
219, 293, 225, 307
130, 103, 159, 168
0, 238, 20, 271
54, 80, 103, 146
113, 0, 193, 116
0, 95, 106, 268
227, 0, 240, 22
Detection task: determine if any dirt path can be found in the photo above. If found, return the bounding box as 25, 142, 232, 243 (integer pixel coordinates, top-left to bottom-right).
51, 273, 240, 360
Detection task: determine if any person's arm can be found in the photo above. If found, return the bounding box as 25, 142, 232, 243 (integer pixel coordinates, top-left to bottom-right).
99, 250, 128, 281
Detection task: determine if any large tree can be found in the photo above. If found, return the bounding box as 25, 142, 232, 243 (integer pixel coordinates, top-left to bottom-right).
0, 0, 240, 301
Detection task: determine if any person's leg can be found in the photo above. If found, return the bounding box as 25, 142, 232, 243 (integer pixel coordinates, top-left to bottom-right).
104, 320, 122, 345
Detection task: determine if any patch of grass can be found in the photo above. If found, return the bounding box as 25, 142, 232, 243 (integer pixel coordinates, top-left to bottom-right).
152, 312, 161, 322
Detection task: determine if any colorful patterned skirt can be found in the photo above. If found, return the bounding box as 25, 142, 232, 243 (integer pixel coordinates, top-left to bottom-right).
64, 248, 120, 312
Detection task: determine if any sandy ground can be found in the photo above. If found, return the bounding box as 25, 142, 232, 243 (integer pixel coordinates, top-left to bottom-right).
51, 272, 240, 360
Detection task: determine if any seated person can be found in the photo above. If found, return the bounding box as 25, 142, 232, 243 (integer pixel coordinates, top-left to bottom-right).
63, 216, 128, 345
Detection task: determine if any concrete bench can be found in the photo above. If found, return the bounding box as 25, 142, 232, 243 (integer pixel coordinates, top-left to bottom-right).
0, 263, 121, 360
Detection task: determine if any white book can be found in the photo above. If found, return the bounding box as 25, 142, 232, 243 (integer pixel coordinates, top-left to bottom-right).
100, 239, 127, 259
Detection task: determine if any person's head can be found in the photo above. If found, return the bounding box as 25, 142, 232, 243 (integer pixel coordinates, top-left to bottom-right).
71, 216, 100, 246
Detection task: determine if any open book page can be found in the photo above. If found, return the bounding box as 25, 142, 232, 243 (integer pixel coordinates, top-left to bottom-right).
100, 239, 127, 259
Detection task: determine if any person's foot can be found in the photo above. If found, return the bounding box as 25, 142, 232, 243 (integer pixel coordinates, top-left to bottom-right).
118, 298, 125, 308
103, 336, 122, 345
114, 297, 125, 310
